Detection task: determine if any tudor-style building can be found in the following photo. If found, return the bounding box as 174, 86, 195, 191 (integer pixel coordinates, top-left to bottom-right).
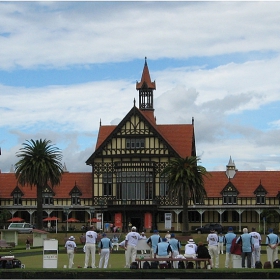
85, 58, 196, 231
0, 59, 280, 233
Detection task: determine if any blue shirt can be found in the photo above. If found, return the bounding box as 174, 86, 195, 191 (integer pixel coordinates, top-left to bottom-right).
224, 232, 236, 253
168, 238, 181, 252
112, 236, 119, 243
155, 242, 172, 256
98, 237, 112, 249
266, 233, 280, 245
147, 234, 161, 251
218, 235, 224, 243
237, 233, 252, 253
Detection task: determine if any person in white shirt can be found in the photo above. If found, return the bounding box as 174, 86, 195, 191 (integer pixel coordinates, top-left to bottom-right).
140, 232, 147, 254
250, 227, 262, 268
184, 239, 197, 258
207, 228, 219, 268
84, 225, 98, 268
124, 226, 142, 268
218, 233, 224, 254
65, 236, 77, 269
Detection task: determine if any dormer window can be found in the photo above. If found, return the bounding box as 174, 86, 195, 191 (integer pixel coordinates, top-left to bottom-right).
42, 185, 54, 205
70, 183, 82, 205
221, 182, 238, 205
13, 190, 22, 205
254, 182, 267, 205
11, 186, 23, 205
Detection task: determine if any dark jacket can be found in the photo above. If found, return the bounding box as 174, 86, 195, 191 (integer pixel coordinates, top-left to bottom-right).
197, 244, 211, 259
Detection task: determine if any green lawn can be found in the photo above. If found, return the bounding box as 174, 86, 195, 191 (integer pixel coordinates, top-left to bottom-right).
1, 232, 271, 270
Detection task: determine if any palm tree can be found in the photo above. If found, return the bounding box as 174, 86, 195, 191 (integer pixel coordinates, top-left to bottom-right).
161, 156, 209, 235
14, 139, 64, 230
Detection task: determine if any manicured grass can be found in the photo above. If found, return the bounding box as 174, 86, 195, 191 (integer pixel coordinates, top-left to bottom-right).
1, 232, 271, 270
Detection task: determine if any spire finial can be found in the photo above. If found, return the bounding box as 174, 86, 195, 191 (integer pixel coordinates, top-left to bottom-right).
133, 98, 136, 106
145, 56, 147, 65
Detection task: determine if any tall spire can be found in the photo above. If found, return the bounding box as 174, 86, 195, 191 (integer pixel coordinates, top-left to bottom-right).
136, 57, 156, 90
136, 57, 156, 111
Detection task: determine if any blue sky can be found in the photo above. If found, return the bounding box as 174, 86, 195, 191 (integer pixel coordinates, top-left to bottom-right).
1, 1, 280, 173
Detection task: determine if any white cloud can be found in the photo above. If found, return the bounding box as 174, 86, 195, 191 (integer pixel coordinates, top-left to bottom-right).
1, 2, 280, 69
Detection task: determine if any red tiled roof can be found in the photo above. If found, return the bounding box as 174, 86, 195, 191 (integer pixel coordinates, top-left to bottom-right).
204, 171, 280, 198
0, 172, 92, 199
157, 124, 194, 158
1, 170, 280, 199
95, 125, 116, 150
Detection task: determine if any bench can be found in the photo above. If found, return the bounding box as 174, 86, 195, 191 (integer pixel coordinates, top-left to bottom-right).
0, 240, 12, 249
135, 257, 210, 269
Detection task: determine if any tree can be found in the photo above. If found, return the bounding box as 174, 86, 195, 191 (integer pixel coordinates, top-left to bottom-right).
161, 156, 209, 235
14, 139, 64, 230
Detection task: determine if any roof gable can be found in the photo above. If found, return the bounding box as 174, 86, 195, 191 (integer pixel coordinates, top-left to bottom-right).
86, 106, 195, 164
253, 181, 268, 195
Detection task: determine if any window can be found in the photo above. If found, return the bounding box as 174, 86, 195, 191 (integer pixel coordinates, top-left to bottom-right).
71, 192, 81, 205
116, 170, 153, 200
223, 193, 237, 204
254, 184, 267, 205
43, 193, 53, 205
222, 182, 238, 205
126, 138, 145, 149
70, 184, 82, 205
13, 191, 22, 205
103, 173, 113, 196
42, 186, 54, 205
159, 174, 168, 196
256, 193, 266, 204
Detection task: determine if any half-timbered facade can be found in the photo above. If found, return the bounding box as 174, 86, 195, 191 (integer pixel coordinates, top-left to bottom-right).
86, 59, 196, 231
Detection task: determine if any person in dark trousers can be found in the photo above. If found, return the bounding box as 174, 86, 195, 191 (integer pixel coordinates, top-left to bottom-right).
26, 236, 31, 250
196, 242, 212, 268
236, 228, 253, 268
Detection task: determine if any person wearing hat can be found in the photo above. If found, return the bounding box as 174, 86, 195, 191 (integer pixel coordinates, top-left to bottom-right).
168, 233, 181, 268
266, 228, 280, 267
65, 236, 77, 269
184, 238, 197, 258
154, 237, 173, 259
124, 226, 142, 268
207, 228, 219, 268
250, 227, 261, 268
224, 226, 236, 268
98, 233, 113, 268
147, 229, 162, 257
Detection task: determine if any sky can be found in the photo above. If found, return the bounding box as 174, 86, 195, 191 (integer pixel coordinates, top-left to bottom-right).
1, 1, 280, 173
